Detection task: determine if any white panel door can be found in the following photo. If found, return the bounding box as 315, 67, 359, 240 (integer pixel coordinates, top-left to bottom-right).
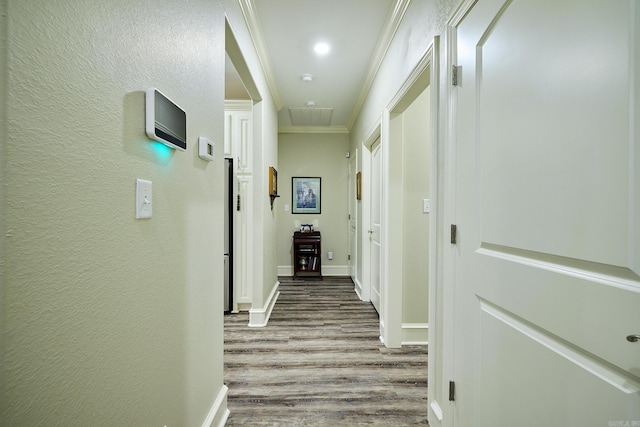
370, 138, 382, 314
450, 1, 640, 426
349, 157, 357, 280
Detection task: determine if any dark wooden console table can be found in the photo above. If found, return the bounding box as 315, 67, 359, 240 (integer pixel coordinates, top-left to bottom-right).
292, 231, 322, 280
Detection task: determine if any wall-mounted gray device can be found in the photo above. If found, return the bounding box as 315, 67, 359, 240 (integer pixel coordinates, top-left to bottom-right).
146, 88, 187, 151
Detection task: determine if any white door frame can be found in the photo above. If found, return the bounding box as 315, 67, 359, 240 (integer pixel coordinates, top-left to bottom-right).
381, 40, 438, 350
360, 121, 381, 305
348, 154, 358, 281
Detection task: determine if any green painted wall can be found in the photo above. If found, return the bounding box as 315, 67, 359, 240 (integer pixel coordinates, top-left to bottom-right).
402, 86, 431, 324
277, 133, 350, 275
1, 1, 226, 424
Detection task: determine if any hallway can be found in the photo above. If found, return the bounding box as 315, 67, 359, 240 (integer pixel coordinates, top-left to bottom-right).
224, 277, 428, 426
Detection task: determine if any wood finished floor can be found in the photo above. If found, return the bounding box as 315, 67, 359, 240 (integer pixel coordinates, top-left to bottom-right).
224, 276, 428, 426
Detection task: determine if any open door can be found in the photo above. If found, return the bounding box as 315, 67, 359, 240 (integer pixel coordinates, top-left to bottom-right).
369, 138, 382, 315
348, 156, 357, 281
448, 0, 640, 425
223, 158, 233, 313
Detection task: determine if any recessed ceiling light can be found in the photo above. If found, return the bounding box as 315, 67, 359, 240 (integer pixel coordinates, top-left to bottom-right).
302, 74, 313, 82
314, 42, 330, 55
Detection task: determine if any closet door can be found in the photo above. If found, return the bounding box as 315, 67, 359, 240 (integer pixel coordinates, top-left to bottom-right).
449, 1, 640, 425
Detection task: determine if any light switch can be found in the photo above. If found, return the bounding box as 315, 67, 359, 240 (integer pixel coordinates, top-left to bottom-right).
136, 179, 152, 219
284, 204, 290, 212
423, 199, 430, 214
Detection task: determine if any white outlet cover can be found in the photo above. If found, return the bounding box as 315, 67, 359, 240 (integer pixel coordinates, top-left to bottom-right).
198, 137, 215, 162
136, 179, 152, 219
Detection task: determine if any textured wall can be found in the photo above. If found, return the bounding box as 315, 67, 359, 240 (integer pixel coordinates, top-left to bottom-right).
1, 1, 226, 425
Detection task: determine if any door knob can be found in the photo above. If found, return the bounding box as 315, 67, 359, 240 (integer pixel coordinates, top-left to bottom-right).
626, 334, 640, 343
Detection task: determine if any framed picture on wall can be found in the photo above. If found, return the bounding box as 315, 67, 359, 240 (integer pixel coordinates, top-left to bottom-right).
269, 166, 278, 196
292, 177, 321, 214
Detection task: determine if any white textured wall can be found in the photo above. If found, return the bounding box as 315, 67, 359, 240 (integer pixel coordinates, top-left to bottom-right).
1, 1, 226, 425
225, 0, 280, 311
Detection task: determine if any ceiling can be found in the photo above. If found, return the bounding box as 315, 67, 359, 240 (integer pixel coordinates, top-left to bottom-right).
225, 0, 402, 133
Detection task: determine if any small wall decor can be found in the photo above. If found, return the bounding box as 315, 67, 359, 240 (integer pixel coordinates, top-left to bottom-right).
269, 166, 279, 210
356, 172, 362, 200
269, 166, 278, 195
292, 177, 321, 214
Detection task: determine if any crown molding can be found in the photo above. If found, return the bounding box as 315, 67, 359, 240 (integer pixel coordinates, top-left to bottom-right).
346, 0, 411, 130
238, 0, 283, 110
225, 100, 253, 111
278, 125, 350, 134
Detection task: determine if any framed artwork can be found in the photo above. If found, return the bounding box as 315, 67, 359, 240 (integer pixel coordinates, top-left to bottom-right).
356, 172, 362, 200
269, 166, 278, 195
292, 177, 321, 214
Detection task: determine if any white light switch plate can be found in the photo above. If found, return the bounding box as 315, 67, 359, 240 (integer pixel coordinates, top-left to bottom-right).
136, 179, 152, 219
423, 199, 430, 213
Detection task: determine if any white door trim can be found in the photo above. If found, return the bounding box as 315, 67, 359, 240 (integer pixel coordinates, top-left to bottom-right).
360, 121, 381, 304
382, 40, 437, 349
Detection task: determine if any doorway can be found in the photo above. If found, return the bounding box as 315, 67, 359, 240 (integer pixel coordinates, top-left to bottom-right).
371, 41, 436, 349
224, 158, 234, 313
369, 137, 382, 315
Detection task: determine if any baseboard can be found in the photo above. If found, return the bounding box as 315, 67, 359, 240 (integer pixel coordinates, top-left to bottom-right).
277, 265, 293, 276
277, 265, 349, 276
235, 302, 251, 312
248, 280, 280, 327
201, 385, 229, 427
322, 265, 349, 276
430, 400, 443, 423
353, 278, 364, 300
401, 323, 429, 345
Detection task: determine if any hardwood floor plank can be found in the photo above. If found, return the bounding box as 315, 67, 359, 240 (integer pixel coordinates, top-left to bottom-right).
224, 277, 428, 426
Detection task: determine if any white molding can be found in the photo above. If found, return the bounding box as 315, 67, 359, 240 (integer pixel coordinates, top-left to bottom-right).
277, 265, 293, 276
237, 0, 282, 109
353, 278, 364, 301
347, 0, 412, 130
401, 323, 429, 345
427, 34, 443, 427
278, 125, 349, 134
277, 265, 350, 276
224, 18, 262, 103
248, 281, 280, 327
387, 42, 434, 113
322, 265, 349, 276
235, 302, 251, 312
201, 385, 230, 427
224, 100, 253, 111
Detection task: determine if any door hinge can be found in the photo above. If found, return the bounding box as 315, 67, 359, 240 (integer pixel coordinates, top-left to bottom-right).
451, 224, 457, 244
236, 194, 241, 211
347, 254, 351, 261
452, 65, 459, 86
449, 381, 456, 401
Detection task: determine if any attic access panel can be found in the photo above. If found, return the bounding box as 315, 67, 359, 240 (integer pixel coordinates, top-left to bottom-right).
288, 108, 333, 126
